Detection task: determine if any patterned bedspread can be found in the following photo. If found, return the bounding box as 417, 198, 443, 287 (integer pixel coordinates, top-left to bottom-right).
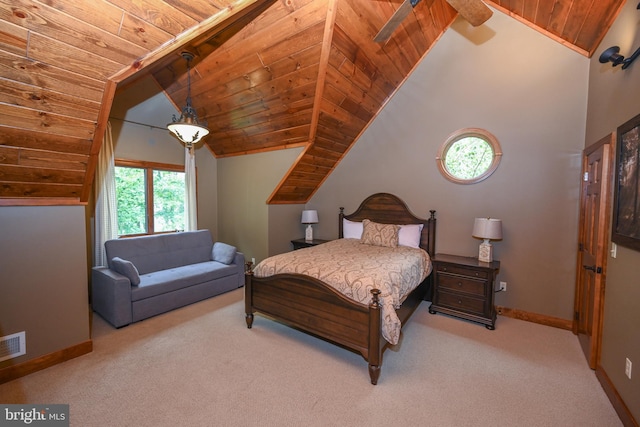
253, 238, 432, 345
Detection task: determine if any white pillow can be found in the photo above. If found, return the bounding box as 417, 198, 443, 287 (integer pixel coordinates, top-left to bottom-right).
398, 223, 424, 248
342, 218, 363, 239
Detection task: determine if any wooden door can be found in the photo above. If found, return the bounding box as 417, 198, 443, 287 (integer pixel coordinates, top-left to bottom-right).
574, 135, 613, 369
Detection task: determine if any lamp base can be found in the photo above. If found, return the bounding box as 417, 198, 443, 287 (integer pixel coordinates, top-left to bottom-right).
478, 240, 493, 263
305, 224, 314, 242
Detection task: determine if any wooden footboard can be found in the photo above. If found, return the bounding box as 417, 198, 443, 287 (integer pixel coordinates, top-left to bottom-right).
245, 270, 431, 384
245, 270, 388, 384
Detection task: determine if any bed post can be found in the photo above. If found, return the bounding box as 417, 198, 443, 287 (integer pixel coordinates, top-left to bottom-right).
245, 262, 254, 329
428, 210, 436, 255
367, 289, 382, 385
339, 207, 345, 238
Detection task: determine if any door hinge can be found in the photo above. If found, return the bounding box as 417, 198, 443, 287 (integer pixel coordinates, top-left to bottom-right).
583, 172, 589, 182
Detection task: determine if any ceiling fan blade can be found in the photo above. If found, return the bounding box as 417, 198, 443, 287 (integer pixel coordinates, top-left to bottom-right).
374, 0, 421, 43
445, 0, 493, 26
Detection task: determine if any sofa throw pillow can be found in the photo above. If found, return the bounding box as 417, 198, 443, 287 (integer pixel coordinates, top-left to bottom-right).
212, 242, 237, 265
111, 257, 141, 286
360, 219, 399, 248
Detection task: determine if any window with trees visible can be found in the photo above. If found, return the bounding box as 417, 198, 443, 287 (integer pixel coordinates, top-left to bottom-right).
115, 160, 186, 236
436, 128, 502, 184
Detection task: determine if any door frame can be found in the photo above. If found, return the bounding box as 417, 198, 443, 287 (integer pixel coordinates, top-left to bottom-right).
573, 134, 614, 369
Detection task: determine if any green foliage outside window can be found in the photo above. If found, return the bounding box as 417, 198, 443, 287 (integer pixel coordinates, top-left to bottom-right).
153, 170, 185, 232
115, 166, 185, 236
115, 167, 147, 235
444, 137, 493, 180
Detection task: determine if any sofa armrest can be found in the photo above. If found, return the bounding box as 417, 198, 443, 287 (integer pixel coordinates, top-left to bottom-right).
91, 266, 133, 328
233, 251, 246, 287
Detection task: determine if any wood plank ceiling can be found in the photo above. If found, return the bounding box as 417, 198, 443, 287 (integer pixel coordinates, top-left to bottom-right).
0, 0, 626, 205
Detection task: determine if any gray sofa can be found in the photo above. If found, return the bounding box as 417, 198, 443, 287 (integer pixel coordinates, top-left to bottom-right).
92, 230, 245, 328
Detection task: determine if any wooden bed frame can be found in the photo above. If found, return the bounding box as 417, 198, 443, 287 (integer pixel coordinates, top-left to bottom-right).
244, 193, 436, 384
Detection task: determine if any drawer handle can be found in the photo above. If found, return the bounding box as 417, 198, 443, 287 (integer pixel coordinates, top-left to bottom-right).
442, 267, 447, 271
457, 300, 462, 304
457, 282, 462, 287
475, 272, 479, 277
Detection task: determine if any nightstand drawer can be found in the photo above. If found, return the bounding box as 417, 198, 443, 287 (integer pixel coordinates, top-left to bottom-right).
435, 264, 489, 280
437, 291, 485, 316
437, 274, 486, 297
430, 254, 500, 329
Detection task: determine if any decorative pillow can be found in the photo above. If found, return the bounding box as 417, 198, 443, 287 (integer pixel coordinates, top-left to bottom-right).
342, 218, 364, 239
212, 242, 237, 265
360, 219, 399, 248
111, 257, 141, 286
398, 223, 424, 248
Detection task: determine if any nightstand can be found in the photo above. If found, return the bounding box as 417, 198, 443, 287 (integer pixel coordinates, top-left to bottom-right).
429, 254, 500, 330
291, 238, 330, 250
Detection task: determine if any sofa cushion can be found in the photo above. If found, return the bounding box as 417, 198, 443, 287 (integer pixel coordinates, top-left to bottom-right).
212, 242, 237, 265
105, 230, 214, 275
111, 257, 141, 286
131, 261, 238, 302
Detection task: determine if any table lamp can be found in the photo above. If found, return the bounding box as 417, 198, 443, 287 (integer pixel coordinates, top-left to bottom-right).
301, 210, 319, 242
472, 218, 502, 262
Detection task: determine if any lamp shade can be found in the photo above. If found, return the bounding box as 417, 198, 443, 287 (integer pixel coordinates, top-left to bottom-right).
301, 210, 318, 224
167, 117, 210, 146
472, 218, 502, 240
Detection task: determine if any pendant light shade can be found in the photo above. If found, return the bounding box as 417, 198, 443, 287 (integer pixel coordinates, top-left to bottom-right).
167, 52, 209, 148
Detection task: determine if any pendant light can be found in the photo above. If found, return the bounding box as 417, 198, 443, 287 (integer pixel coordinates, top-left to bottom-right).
167, 52, 209, 148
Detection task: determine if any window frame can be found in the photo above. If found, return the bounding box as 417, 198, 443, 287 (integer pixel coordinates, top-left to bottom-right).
115, 159, 187, 237
436, 128, 503, 184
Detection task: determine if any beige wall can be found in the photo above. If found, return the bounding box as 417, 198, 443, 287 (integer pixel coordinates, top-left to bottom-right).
216, 148, 303, 264
0, 206, 90, 369
585, 0, 640, 420
310, 10, 588, 321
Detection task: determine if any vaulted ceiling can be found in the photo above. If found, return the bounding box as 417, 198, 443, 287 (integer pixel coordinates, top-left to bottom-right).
0, 0, 626, 205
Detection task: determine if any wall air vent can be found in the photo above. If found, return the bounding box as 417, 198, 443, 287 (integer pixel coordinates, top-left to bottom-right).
0, 331, 26, 362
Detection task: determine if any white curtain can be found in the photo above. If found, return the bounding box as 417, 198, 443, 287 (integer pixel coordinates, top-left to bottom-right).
93, 122, 118, 266
184, 146, 198, 231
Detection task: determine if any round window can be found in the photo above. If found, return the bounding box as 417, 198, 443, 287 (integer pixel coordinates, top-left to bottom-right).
436, 128, 502, 184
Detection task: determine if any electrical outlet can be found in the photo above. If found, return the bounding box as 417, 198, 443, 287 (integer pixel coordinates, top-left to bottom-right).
499, 281, 507, 292
626, 358, 632, 379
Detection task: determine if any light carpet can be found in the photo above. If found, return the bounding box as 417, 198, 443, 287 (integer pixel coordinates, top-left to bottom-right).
0, 288, 622, 426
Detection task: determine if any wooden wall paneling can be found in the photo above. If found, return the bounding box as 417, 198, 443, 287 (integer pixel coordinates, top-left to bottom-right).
573, 1, 625, 57
0, 20, 28, 55
557, 0, 592, 46
27, 34, 122, 81
107, 0, 199, 35
0, 183, 82, 199
4, 0, 147, 64
43, 0, 126, 36
0, 104, 95, 140
117, 11, 175, 49
0, 165, 84, 185
167, 0, 231, 21
0, 128, 92, 155
0, 52, 104, 102
0, 80, 100, 121
18, 149, 88, 171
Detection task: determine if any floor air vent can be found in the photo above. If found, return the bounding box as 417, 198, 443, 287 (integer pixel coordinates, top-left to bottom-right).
0, 331, 26, 362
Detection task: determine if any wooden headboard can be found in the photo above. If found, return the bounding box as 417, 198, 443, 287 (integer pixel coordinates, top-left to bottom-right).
338, 193, 436, 255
